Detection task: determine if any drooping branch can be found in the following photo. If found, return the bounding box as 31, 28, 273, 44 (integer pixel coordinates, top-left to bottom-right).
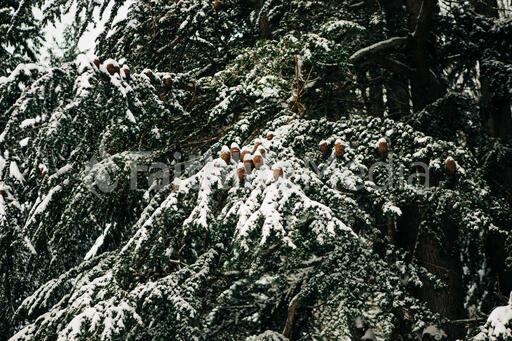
349, 36, 409, 63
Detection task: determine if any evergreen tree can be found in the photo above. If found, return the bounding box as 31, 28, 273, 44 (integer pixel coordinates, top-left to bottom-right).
1, 0, 512, 340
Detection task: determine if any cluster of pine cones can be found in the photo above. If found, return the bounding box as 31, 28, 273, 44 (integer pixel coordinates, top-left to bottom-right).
219, 133, 283, 181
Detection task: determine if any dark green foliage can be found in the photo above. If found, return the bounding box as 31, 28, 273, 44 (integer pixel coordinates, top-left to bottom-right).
0, 0, 42, 76
1, 0, 512, 340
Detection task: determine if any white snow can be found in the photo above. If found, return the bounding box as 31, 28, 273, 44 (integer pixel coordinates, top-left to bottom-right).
24, 185, 63, 229
19, 137, 30, 147
126, 109, 136, 123
9, 161, 24, 182
20, 117, 40, 129
84, 224, 111, 260
377, 137, 387, 146
321, 19, 365, 33
485, 303, 512, 339
422, 325, 447, 341
24, 237, 37, 255
0, 63, 44, 86
382, 201, 402, 217
38, 164, 48, 174
0, 156, 6, 177
76, 54, 92, 74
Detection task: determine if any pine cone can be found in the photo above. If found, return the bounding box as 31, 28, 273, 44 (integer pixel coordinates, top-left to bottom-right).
106, 63, 116, 75
253, 139, 262, 152
241, 147, 250, 162
335, 139, 345, 157
237, 165, 245, 180
253, 151, 263, 169
164, 76, 172, 87
319, 141, 328, 155
273, 167, 283, 180
243, 154, 253, 174
123, 67, 131, 79
257, 147, 266, 158
230, 143, 241, 161
145, 70, 155, 82
220, 146, 231, 164
378, 138, 388, 157
445, 157, 456, 175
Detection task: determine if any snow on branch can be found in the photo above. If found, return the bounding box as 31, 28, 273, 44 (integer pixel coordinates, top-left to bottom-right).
349, 36, 409, 64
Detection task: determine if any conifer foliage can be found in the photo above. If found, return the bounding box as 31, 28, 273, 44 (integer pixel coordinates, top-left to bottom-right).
1, 0, 512, 340
0, 0, 42, 76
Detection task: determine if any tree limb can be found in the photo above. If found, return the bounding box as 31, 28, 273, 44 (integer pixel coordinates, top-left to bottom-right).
349, 36, 409, 63
445, 318, 486, 325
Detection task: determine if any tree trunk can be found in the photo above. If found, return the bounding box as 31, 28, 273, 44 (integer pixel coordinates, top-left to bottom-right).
397, 205, 466, 339
406, 0, 445, 111
254, 0, 271, 39
382, 0, 411, 116
474, 1, 512, 142
482, 76, 512, 142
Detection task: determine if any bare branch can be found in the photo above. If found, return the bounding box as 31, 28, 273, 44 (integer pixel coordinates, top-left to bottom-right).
445, 318, 486, 325
349, 36, 409, 63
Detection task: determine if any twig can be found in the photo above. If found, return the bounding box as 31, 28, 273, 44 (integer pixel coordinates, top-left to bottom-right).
169, 259, 188, 266
445, 318, 486, 325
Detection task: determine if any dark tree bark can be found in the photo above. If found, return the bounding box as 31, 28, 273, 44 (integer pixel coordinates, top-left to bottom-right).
407, 0, 445, 111
368, 72, 384, 116
397, 205, 466, 339
253, 0, 271, 39
471, 1, 512, 143
482, 75, 512, 142
470, 0, 512, 306
382, 0, 411, 116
